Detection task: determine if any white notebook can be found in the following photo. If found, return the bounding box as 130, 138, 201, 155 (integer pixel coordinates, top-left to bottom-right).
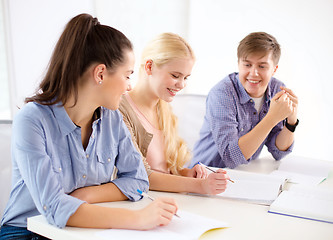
269, 155, 333, 185
268, 185, 333, 224
95, 210, 228, 240
217, 169, 286, 205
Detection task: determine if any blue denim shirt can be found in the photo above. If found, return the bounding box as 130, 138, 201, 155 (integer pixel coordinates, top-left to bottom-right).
1, 102, 149, 228
191, 72, 293, 169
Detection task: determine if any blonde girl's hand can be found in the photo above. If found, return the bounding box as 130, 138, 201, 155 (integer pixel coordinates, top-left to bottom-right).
134, 197, 178, 230
188, 164, 208, 179
200, 169, 228, 195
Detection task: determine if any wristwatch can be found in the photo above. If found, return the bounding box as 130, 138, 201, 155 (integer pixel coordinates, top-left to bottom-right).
284, 118, 299, 132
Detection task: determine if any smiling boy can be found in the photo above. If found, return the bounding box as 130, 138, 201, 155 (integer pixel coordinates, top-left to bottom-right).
191, 32, 299, 168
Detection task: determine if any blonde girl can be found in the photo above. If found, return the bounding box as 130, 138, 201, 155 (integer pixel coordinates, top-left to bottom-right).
119, 33, 229, 194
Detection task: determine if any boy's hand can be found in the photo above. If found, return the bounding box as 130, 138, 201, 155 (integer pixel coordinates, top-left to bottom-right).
280, 86, 298, 124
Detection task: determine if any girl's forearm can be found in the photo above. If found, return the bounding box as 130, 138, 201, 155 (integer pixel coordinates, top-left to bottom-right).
148, 171, 202, 193
67, 203, 139, 229
70, 182, 128, 204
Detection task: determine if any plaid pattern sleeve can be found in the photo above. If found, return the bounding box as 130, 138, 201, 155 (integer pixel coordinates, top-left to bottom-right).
191, 73, 293, 169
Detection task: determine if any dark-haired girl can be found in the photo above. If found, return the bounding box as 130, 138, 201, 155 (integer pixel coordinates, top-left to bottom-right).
0, 14, 178, 240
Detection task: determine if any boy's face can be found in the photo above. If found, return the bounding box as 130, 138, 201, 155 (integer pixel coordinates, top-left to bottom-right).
238, 52, 278, 98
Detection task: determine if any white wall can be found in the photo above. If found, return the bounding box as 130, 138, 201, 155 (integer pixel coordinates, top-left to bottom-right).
6, 0, 94, 112
5, 0, 333, 161
0, 1, 10, 119
95, 0, 190, 85
186, 0, 333, 161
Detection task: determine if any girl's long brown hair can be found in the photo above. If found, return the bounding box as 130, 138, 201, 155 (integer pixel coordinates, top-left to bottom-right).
25, 13, 132, 106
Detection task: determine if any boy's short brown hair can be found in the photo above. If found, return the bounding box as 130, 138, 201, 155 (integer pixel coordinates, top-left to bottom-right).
237, 32, 281, 65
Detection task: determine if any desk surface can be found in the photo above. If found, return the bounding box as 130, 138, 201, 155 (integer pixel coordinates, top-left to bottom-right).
28, 156, 333, 240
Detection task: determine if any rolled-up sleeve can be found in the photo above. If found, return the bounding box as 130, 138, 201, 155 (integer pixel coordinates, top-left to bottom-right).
265, 122, 294, 160
112, 120, 149, 201
13, 115, 85, 228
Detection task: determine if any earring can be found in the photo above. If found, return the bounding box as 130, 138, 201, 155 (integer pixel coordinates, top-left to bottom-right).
98, 81, 102, 85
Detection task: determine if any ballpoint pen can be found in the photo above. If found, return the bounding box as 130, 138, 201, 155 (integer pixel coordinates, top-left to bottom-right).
198, 162, 235, 183
137, 189, 180, 218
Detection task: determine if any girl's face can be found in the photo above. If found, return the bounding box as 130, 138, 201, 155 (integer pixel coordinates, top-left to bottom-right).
102, 50, 135, 110
149, 57, 194, 102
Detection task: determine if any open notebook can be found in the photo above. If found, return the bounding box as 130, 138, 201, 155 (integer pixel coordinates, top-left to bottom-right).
95, 210, 228, 240
269, 155, 333, 185
268, 184, 333, 224
217, 170, 286, 205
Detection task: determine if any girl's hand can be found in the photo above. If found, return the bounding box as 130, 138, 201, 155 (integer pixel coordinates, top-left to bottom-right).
200, 169, 229, 195
134, 197, 178, 230
188, 164, 208, 179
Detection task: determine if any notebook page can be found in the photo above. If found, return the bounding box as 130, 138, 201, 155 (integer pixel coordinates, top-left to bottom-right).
269, 187, 333, 224
217, 170, 285, 205
95, 210, 228, 240
270, 155, 333, 184
270, 170, 324, 185
288, 184, 333, 201
218, 179, 282, 205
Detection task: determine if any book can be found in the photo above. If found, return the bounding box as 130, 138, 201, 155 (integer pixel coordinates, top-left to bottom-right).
217, 169, 286, 205
269, 155, 333, 185
268, 184, 333, 224
95, 210, 228, 240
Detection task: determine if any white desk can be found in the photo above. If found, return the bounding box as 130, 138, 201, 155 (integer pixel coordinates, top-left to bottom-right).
28, 156, 333, 240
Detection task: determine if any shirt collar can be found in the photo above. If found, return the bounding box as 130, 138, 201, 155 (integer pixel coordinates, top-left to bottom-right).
265, 80, 273, 103
235, 74, 252, 104
52, 104, 103, 136
236, 73, 273, 104
52, 102, 78, 136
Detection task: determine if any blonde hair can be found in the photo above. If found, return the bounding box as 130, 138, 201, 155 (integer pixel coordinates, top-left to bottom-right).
140, 32, 195, 175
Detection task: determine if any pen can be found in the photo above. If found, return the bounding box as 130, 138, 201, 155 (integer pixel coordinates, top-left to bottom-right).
319, 177, 327, 184
137, 189, 180, 218
198, 162, 235, 183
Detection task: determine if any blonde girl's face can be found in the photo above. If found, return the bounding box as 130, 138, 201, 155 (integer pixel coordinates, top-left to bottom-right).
149, 57, 194, 102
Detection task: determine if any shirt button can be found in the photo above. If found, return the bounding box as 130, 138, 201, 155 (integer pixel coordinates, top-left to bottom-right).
83, 175, 86, 179
253, 112, 257, 115
108, 158, 111, 162
241, 128, 244, 131
59, 167, 62, 172
43, 205, 47, 210
86, 154, 89, 158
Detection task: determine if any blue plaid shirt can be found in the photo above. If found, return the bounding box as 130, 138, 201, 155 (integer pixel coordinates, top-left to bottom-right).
191, 72, 293, 169
1, 102, 148, 228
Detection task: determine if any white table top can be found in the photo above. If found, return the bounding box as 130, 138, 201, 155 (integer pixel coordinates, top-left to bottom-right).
28, 155, 333, 240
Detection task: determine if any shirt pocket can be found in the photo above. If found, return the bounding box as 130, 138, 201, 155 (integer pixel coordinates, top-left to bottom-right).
50, 151, 73, 192
96, 144, 118, 183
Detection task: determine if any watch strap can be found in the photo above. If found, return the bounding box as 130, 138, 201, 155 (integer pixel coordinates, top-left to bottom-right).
284, 118, 299, 132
